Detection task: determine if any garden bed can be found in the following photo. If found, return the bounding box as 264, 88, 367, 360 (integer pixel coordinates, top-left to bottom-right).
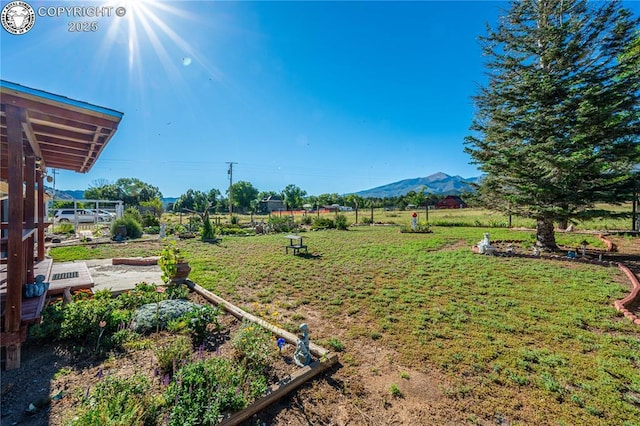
1, 284, 335, 425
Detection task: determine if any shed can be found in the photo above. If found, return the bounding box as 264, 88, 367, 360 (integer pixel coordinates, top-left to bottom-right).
436, 195, 467, 209
259, 195, 285, 213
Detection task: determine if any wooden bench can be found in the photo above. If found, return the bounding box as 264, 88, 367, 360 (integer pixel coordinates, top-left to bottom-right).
284, 235, 308, 255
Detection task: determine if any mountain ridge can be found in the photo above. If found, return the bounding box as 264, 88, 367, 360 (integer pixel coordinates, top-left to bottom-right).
355, 172, 480, 198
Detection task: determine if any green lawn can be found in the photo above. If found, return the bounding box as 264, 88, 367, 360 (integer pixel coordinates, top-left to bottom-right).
50, 225, 640, 425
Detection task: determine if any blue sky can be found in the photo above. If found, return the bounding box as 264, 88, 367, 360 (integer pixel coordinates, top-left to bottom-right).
3, 0, 639, 197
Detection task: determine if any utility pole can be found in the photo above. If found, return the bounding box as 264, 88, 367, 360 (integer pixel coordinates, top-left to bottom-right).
226, 162, 237, 215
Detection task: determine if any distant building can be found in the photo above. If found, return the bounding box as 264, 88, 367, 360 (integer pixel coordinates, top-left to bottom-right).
259, 195, 285, 213
436, 195, 467, 209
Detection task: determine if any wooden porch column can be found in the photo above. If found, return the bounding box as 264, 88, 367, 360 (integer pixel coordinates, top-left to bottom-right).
6, 104, 24, 370
25, 156, 35, 284
37, 170, 45, 261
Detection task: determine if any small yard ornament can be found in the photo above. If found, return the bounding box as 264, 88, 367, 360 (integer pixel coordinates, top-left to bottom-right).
411, 212, 418, 231
477, 233, 496, 255
294, 323, 311, 367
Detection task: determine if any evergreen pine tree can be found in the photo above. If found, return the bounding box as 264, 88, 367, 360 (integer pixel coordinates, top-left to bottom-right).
465, 0, 640, 249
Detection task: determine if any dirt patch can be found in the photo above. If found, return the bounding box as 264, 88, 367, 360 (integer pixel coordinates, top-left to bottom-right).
2, 291, 475, 426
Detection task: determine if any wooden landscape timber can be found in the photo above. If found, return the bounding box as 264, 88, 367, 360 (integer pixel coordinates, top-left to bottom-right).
189, 282, 339, 425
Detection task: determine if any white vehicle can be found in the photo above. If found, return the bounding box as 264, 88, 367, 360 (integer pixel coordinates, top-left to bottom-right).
54, 209, 112, 223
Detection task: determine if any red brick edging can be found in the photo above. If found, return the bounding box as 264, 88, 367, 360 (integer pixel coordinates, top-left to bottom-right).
112, 257, 159, 266
614, 263, 640, 325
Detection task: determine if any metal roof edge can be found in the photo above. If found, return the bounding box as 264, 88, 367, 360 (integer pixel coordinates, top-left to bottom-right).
0, 79, 124, 119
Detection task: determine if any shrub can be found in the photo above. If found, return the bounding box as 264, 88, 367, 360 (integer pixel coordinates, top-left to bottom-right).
201, 213, 216, 241
183, 305, 221, 345
335, 214, 349, 230
268, 216, 295, 233
230, 215, 239, 225
300, 215, 313, 225
142, 213, 160, 227
231, 320, 277, 370
154, 335, 192, 374
29, 301, 64, 341
118, 282, 165, 310
71, 375, 159, 425
124, 207, 143, 223
144, 225, 161, 234
311, 217, 335, 230
53, 223, 75, 234
361, 217, 373, 225
111, 217, 143, 239
164, 357, 267, 426
131, 300, 199, 334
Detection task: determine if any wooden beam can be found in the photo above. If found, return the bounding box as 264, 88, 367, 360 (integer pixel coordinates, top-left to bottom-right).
6, 104, 24, 370
37, 170, 45, 261
25, 156, 35, 284
20, 109, 42, 161
191, 283, 329, 357
188, 283, 338, 426
219, 354, 338, 426
81, 127, 102, 172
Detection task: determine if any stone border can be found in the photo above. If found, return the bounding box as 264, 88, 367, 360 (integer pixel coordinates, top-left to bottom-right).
111, 257, 159, 266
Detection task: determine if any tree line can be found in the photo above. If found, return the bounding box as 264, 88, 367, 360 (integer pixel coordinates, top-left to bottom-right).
77, 178, 470, 215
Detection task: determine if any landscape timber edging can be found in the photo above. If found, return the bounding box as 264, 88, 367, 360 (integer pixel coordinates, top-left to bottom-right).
189, 282, 339, 425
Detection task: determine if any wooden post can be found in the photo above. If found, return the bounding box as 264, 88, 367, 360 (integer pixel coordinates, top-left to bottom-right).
25, 156, 35, 284
37, 170, 45, 260
633, 188, 637, 231
6, 104, 24, 370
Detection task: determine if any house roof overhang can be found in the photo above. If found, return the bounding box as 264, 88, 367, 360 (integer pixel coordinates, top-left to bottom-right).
0, 80, 124, 179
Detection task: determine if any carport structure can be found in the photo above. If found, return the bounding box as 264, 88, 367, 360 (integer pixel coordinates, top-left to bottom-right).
0, 80, 123, 369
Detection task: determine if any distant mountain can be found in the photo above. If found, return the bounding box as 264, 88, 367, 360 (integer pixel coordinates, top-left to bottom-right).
48, 187, 85, 200
355, 172, 480, 198
50, 187, 178, 207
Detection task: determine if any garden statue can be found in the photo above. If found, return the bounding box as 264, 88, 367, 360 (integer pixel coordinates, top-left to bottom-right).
411, 212, 418, 231
159, 223, 166, 239
477, 233, 496, 255
294, 323, 311, 367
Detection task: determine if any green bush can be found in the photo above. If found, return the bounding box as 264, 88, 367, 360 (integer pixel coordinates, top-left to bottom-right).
117, 282, 165, 310
164, 357, 267, 426
300, 215, 313, 225
311, 217, 335, 230
70, 375, 159, 425
361, 217, 373, 224
111, 216, 143, 239
268, 216, 295, 233
183, 305, 221, 345
335, 214, 349, 230
124, 207, 142, 223
144, 225, 161, 234
201, 213, 216, 241
142, 213, 160, 227
231, 320, 276, 370
131, 300, 198, 334
53, 223, 75, 234
154, 335, 192, 374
